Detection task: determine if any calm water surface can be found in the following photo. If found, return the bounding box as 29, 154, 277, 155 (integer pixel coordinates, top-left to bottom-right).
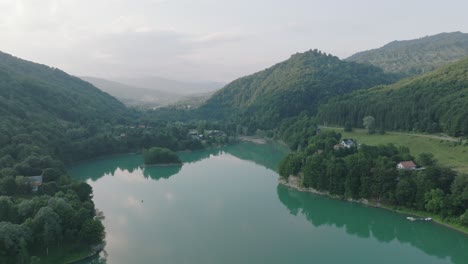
69, 142, 468, 264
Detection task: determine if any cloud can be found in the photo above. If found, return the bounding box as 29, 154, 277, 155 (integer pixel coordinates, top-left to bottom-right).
190, 29, 249, 45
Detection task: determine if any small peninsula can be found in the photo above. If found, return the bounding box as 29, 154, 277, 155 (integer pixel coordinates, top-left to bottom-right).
143, 147, 182, 165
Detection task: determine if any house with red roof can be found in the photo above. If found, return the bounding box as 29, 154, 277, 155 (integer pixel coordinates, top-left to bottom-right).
397, 161, 417, 170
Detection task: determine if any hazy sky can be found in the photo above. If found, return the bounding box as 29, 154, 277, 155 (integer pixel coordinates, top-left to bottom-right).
1, 0, 467, 82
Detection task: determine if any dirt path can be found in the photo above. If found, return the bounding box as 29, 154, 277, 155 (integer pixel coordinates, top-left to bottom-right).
320, 126, 460, 142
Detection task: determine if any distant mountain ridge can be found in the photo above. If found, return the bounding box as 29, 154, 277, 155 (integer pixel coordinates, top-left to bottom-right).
115, 76, 224, 95
81, 76, 183, 108
199, 50, 397, 130
347, 31, 468, 77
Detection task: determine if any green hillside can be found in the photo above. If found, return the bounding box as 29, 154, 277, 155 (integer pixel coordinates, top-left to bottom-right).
347, 32, 468, 77
0, 51, 206, 263
0, 52, 127, 122
200, 50, 396, 131
0, 52, 120, 262
318, 57, 468, 136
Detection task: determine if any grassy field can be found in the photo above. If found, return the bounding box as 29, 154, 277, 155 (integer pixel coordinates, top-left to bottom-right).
322, 127, 468, 174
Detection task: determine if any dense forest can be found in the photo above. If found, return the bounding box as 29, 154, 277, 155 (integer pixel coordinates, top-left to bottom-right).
279, 132, 468, 227
199, 50, 397, 131
318, 57, 468, 136
0, 51, 208, 263
347, 32, 468, 77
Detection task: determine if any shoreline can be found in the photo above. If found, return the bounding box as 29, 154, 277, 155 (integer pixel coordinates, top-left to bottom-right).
66, 244, 104, 264
238, 136, 268, 144
141, 162, 183, 167
279, 176, 468, 236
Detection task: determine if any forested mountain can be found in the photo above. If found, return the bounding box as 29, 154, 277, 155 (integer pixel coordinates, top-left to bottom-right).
347, 32, 468, 77
318, 57, 468, 136
199, 50, 396, 131
0, 51, 121, 262
81, 76, 183, 108
0, 51, 206, 263
0, 52, 127, 123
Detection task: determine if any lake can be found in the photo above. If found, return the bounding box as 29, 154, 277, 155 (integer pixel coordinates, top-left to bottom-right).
69, 142, 468, 264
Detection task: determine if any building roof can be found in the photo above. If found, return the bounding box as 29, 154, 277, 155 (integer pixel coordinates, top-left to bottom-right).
398, 161, 417, 169
28, 176, 43, 187
28, 175, 43, 182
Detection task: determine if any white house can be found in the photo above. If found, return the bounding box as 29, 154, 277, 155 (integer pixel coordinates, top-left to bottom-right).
340, 139, 356, 148
27, 176, 43, 192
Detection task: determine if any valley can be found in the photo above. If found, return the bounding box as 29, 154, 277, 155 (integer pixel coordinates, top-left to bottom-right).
1, 29, 468, 264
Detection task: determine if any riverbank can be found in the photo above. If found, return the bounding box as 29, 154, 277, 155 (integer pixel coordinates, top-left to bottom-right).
279, 176, 468, 236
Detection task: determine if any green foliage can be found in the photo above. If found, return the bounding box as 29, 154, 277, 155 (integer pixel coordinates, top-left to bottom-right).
277, 114, 317, 150
143, 147, 181, 165
424, 189, 446, 214
363, 116, 376, 134
278, 153, 303, 179
418, 153, 437, 167
347, 32, 468, 77
461, 210, 468, 226
200, 50, 396, 130
280, 132, 468, 225
79, 219, 105, 244
318, 57, 468, 136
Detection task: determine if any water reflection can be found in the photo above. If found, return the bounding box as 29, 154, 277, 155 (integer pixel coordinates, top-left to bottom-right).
70, 154, 143, 181
70, 142, 289, 183
276, 184, 468, 264
221, 142, 289, 171
142, 165, 182, 180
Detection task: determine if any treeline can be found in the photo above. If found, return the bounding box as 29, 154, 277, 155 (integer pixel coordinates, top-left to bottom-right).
318, 57, 468, 136
279, 132, 468, 227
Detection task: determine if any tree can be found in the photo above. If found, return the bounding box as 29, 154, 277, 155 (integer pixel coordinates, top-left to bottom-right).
0, 176, 17, 196
72, 182, 93, 202
344, 122, 353, 132
80, 219, 105, 244
278, 153, 303, 179
460, 210, 468, 226
42, 168, 62, 183
363, 116, 376, 134
395, 177, 416, 207
0, 196, 17, 222
450, 174, 468, 215
33, 207, 62, 255
424, 189, 446, 214
0, 222, 32, 258
418, 153, 436, 167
